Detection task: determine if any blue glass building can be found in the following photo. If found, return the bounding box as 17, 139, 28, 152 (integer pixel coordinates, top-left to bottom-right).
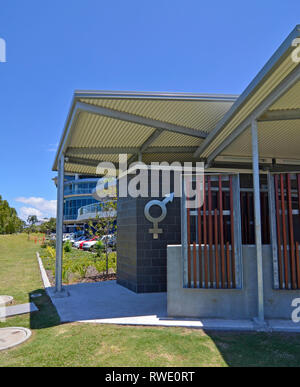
54, 174, 116, 233
61, 174, 99, 233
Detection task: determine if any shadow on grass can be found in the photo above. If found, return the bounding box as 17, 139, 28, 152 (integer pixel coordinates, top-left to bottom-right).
29, 289, 61, 330
204, 330, 300, 367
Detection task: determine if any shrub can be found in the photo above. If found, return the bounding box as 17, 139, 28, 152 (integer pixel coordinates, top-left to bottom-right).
64, 240, 72, 253
93, 240, 104, 257
41, 239, 56, 249
46, 246, 56, 259
92, 252, 116, 274
70, 258, 91, 279
61, 259, 73, 283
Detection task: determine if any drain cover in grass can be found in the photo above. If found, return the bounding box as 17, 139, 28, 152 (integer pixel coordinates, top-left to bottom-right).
0, 296, 14, 306
0, 327, 32, 351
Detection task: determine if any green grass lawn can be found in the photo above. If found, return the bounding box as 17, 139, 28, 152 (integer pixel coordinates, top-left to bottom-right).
1, 234, 300, 366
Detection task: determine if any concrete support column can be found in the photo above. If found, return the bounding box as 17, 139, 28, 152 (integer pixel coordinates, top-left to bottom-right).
55, 155, 66, 295
251, 120, 265, 324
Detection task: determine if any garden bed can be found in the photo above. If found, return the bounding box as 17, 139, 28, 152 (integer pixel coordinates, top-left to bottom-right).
39, 245, 117, 286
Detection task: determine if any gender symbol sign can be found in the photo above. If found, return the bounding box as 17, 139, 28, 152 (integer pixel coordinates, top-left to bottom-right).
144, 193, 174, 239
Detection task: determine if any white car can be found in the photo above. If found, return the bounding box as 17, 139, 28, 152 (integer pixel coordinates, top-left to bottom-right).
73, 236, 87, 248
63, 233, 75, 242
82, 239, 99, 251
101, 234, 116, 247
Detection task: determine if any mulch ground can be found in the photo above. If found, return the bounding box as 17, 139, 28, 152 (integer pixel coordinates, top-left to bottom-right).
46, 267, 116, 286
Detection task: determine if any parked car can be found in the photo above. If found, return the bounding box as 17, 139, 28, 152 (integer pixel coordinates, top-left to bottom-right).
82, 238, 100, 251
66, 233, 79, 244
73, 236, 87, 248
78, 236, 98, 250
63, 233, 75, 242
101, 234, 116, 248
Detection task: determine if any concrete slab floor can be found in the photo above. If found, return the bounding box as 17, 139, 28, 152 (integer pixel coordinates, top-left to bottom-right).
47, 281, 300, 332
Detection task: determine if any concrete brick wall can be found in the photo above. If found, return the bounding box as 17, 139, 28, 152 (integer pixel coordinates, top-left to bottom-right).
117, 171, 182, 293
117, 195, 138, 292
135, 197, 181, 292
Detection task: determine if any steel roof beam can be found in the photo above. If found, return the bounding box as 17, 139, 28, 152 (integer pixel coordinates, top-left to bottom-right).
66, 147, 139, 155
66, 156, 118, 169
258, 108, 300, 122
76, 101, 208, 139
66, 145, 199, 156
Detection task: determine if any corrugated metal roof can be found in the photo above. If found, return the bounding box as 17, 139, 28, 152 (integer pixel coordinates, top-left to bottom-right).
64, 163, 97, 175
222, 119, 300, 159
269, 80, 300, 110
201, 54, 299, 158
70, 112, 156, 148
150, 130, 201, 147
53, 92, 236, 172
79, 97, 233, 133
142, 152, 197, 164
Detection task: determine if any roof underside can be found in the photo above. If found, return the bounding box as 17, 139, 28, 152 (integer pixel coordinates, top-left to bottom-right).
54, 93, 237, 174
222, 80, 300, 159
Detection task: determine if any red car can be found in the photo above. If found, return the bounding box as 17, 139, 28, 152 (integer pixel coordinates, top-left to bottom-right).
78, 236, 98, 250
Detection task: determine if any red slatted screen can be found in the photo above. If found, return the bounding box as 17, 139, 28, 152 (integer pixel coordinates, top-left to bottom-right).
186, 175, 236, 289
274, 173, 300, 290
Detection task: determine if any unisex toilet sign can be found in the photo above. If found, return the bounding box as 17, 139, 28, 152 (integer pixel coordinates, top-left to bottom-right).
144, 193, 174, 239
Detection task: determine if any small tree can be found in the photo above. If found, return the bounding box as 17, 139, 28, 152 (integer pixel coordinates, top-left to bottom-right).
39, 217, 56, 235
0, 195, 24, 235
26, 214, 38, 239
88, 200, 117, 275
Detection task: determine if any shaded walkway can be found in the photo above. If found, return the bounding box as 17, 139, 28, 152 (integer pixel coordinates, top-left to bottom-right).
47, 281, 166, 322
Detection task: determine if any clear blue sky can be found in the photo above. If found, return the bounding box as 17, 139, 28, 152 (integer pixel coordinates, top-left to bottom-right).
0, 0, 299, 219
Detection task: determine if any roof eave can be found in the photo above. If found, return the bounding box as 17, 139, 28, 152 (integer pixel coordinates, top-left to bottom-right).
52, 91, 238, 171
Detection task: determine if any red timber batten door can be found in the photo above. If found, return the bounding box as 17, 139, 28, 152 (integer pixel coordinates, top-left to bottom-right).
182, 173, 242, 289
270, 173, 300, 290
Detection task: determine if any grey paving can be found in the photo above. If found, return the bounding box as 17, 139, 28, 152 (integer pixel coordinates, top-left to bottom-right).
0, 302, 38, 318
47, 280, 166, 322
47, 281, 300, 332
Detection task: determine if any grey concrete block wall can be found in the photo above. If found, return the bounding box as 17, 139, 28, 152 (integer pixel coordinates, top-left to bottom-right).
117, 171, 182, 293
135, 197, 181, 292
117, 195, 138, 292
167, 244, 300, 320
117, 195, 181, 292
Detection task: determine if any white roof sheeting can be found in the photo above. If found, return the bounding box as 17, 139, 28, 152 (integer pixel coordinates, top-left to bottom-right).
222, 119, 300, 159
53, 92, 237, 174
